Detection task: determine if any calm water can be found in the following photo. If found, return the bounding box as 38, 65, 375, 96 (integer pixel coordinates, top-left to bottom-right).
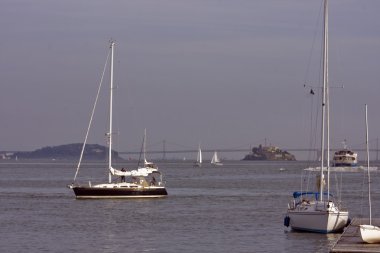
1, 160, 379, 253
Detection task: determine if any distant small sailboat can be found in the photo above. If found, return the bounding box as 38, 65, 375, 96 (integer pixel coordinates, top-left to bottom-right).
211, 151, 223, 166
140, 128, 158, 170
194, 144, 202, 167
360, 105, 380, 243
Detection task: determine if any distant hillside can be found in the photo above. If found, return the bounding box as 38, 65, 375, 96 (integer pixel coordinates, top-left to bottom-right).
11, 143, 123, 160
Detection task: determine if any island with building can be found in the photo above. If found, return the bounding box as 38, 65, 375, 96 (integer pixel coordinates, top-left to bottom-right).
242, 144, 296, 161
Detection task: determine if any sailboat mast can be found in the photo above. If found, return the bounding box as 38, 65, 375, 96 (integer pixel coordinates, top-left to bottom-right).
143, 128, 147, 164
365, 104, 372, 225
324, 0, 331, 201
319, 0, 328, 201
108, 41, 115, 183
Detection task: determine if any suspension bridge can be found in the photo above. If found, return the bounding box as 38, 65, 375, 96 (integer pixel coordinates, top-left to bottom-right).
119, 148, 380, 161
119, 138, 380, 160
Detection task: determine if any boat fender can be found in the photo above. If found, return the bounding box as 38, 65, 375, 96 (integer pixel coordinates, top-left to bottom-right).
284, 216, 290, 227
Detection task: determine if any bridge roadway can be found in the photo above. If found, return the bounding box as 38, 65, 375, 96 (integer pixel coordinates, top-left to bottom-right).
119, 148, 380, 155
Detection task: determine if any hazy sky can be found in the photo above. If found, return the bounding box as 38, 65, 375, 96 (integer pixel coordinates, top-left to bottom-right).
1, 0, 380, 159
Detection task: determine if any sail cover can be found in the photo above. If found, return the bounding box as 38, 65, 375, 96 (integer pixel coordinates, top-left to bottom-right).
110, 167, 158, 177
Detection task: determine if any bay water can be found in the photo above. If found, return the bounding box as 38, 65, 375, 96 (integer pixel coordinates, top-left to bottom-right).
0, 160, 379, 253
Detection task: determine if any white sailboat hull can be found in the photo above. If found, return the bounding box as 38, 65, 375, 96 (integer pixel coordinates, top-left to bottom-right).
288, 210, 349, 233
360, 225, 380, 243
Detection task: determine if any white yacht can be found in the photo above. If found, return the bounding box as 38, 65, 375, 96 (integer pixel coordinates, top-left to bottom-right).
332, 141, 358, 167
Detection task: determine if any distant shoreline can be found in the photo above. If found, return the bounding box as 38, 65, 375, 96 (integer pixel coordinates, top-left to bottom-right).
0, 143, 124, 161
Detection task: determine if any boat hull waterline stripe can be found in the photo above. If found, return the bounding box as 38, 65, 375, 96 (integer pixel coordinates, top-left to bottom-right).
73, 187, 167, 198
76, 195, 167, 199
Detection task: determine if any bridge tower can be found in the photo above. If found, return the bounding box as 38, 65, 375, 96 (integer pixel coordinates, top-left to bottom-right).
162, 140, 166, 160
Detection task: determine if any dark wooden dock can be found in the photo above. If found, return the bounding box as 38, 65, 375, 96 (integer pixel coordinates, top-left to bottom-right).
330, 218, 380, 253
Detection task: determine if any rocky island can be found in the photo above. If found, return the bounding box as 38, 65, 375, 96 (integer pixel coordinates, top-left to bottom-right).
242, 144, 296, 161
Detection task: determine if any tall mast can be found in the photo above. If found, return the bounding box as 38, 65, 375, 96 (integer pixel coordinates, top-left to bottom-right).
319, 0, 328, 201
365, 104, 372, 225
108, 41, 115, 183
325, 0, 331, 200
143, 128, 147, 164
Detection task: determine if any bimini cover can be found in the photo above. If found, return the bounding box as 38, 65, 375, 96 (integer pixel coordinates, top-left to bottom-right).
110, 167, 158, 177
292, 191, 333, 200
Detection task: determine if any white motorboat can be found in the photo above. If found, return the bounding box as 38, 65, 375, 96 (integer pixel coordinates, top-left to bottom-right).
332, 141, 358, 167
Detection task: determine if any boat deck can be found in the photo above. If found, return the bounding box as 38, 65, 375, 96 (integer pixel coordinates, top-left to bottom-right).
330, 218, 380, 253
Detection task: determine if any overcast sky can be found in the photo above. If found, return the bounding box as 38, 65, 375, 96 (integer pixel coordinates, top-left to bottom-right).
1, 0, 380, 159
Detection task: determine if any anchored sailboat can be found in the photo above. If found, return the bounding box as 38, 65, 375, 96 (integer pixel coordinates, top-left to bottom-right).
360, 105, 380, 243
285, 0, 349, 233
68, 41, 167, 199
211, 151, 223, 166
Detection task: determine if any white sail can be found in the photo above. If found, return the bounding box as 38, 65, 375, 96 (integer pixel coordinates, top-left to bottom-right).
211, 151, 223, 165
211, 152, 219, 163
193, 143, 202, 167
197, 145, 202, 164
